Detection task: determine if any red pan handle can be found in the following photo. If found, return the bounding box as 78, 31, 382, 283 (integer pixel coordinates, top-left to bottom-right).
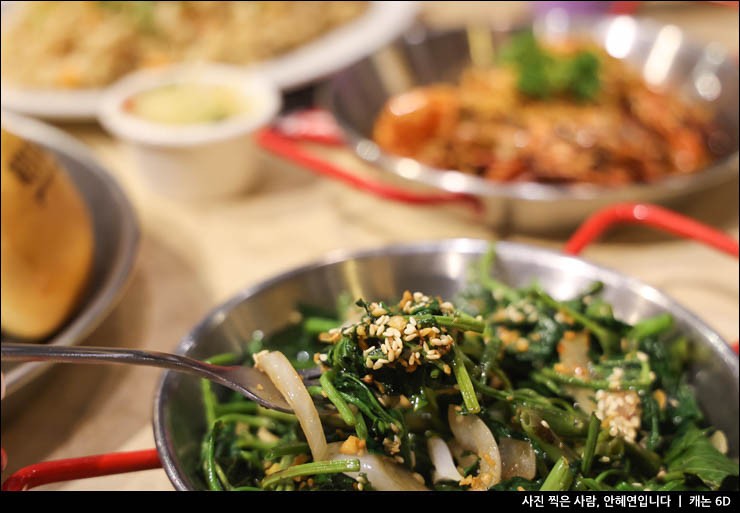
564, 203, 739, 257
564, 202, 739, 354
1, 449, 161, 491
255, 124, 483, 214
256, 128, 482, 212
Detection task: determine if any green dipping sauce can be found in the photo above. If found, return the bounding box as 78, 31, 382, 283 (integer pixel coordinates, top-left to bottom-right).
126, 83, 250, 125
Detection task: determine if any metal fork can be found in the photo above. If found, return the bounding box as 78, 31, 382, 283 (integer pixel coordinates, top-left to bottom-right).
1, 343, 323, 413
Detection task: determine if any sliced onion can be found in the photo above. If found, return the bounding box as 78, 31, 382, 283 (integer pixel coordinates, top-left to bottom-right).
254, 350, 327, 461
327, 442, 428, 491
499, 437, 537, 481
558, 331, 591, 373
448, 405, 501, 490
558, 331, 596, 414
427, 436, 463, 483
710, 430, 729, 455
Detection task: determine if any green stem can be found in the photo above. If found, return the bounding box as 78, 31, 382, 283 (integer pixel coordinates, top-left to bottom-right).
627, 313, 673, 342
214, 462, 233, 491
452, 345, 481, 414
201, 379, 218, 427
595, 468, 629, 483
354, 410, 369, 440
238, 450, 262, 468
255, 405, 298, 422
535, 368, 651, 391
540, 456, 574, 491
432, 314, 485, 333
581, 413, 600, 475
261, 459, 360, 489
215, 413, 277, 429
478, 244, 520, 302
320, 370, 356, 426
201, 353, 242, 427
236, 438, 280, 451
265, 442, 310, 459
624, 441, 661, 477
215, 401, 258, 415
304, 317, 341, 336
578, 477, 610, 491
204, 422, 224, 491
206, 353, 242, 366
534, 288, 617, 356
659, 470, 685, 482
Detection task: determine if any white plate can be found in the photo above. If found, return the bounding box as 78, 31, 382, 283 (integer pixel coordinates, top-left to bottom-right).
0, 1, 421, 121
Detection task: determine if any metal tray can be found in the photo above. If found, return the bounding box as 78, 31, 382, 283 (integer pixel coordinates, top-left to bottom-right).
1, 113, 140, 400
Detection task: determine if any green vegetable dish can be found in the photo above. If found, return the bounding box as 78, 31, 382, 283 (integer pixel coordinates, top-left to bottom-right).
198, 248, 739, 491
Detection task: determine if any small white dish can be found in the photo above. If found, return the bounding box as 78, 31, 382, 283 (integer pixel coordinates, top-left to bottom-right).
98, 64, 281, 201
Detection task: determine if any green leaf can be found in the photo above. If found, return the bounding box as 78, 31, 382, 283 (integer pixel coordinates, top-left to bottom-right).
499, 30, 602, 101
665, 425, 739, 489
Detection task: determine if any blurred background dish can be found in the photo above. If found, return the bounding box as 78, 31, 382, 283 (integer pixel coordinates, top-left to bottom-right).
322, 15, 739, 233
0, 112, 139, 399
0, 1, 420, 120
98, 64, 282, 200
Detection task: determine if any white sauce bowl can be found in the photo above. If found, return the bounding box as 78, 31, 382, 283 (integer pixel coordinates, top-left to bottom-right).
98, 64, 281, 200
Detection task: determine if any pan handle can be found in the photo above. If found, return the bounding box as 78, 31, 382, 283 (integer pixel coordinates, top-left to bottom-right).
565, 202, 739, 353
564, 203, 739, 257
1, 449, 161, 491
255, 126, 483, 214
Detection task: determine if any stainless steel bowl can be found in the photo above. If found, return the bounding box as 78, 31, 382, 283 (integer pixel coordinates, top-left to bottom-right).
0, 112, 140, 402
320, 17, 739, 233
153, 239, 738, 490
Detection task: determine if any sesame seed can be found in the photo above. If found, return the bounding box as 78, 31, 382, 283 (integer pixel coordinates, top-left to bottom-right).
371, 306, 387, 317
384, 327, 401, 339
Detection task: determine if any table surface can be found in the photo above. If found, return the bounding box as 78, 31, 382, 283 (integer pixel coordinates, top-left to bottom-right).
1, 1, 738, 491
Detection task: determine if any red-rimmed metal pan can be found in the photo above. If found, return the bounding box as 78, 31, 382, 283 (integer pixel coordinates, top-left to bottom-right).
2, 203, 738, 490
261, 16, 739, 234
